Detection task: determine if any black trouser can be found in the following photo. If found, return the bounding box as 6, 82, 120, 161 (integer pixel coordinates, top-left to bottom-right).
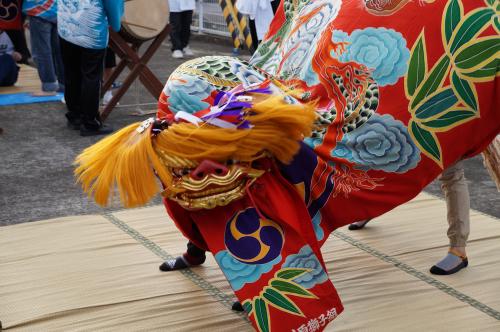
60, 38, 105, 129
169, 10, 193, 51
104, 47, 116, 69
249, 19, 259, 53
271, 0, 280, 14
186, 241, 206, 259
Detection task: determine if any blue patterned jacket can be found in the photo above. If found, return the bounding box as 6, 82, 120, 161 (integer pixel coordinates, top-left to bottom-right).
58, 0, 124, 49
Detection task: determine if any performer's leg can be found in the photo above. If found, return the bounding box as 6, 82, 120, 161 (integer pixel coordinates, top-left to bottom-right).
348, 219, 371, 231
430, 161, 470, 275
159, 241, 207, 271
159, 223, 207, 272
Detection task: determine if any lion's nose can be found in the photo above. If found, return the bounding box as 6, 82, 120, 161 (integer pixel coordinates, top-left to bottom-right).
190, 160, 229, 180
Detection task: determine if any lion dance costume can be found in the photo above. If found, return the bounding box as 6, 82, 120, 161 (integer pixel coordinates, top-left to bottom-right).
75, 1, 499, 331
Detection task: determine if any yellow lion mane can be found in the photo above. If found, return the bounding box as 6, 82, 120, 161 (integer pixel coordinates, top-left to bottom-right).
74, 95, 317, 208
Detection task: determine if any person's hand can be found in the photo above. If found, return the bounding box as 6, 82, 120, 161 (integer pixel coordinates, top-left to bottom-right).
12, 51, 23, 62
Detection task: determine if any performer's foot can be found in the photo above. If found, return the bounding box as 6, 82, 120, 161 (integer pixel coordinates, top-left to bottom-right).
159, 254, 206, 272
232, 301, 244, 312
348, 219, 371, 230
430, 249, 468, 275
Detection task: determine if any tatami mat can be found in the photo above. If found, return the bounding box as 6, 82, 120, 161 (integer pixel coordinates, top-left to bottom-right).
1, 193, 499, 331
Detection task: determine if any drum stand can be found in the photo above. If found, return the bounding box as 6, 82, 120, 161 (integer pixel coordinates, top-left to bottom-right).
100, 25, 171, 121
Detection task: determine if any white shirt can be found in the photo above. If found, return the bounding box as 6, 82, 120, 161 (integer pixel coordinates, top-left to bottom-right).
168, 0, 196, 12
0, 32, 14, 56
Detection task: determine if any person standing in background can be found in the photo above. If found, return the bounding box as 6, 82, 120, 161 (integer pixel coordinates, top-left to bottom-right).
168, 0, 195, 59
236, 0, 279, 53
57, 0, 124, 136
102, 47, 121, 106
23, 0, 64, 95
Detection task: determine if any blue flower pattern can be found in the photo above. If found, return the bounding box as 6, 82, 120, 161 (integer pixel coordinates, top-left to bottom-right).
282, 245, 328, 289
335, 114, 420, 173
164, 74, 213, 114
333, 28, 410, 86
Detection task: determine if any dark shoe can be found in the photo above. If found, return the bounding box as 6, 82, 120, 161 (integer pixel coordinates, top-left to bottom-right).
430, 252, 468, 275
67, 120, 81, 130
65, 113, 81, 130
232, 301, 244, 312
80, 124, 114, 137
348, 219, 371, 231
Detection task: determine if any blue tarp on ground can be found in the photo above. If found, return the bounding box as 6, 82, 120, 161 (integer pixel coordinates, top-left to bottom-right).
0, 92, 63, 106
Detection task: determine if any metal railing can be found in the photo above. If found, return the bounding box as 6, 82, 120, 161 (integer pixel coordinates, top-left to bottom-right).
192, 0, 231, 37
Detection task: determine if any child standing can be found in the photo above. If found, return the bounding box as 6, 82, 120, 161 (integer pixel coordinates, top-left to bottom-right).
168, 0, 195, 59
0, 29, 21, 86
23, 0, 64, 94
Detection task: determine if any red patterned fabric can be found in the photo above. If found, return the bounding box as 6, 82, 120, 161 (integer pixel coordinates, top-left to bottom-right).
157, 1, 499, 331
0, 0, 22, 30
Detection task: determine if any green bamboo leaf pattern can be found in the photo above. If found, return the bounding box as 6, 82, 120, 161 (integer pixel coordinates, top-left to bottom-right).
421, 110, 477, 130
415, 88, 459, 120
254, 298, 270, 332
449, 8, 495, 54
409, 121, 442, 166
451, 71, 478, 111
444, 0, 462, 44
270, 279, 316, 298
461, 58, 499, 79
454, 38, 500, 71
276, 268, 309, 280
411, 55, 450, 109
406, 34, 427, 97
484, 0, 496, 7
243, 300, 253, 314
263, 288, 303, 316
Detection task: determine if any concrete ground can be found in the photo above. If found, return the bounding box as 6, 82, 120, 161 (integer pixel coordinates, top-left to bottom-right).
0, 35, 498, 226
